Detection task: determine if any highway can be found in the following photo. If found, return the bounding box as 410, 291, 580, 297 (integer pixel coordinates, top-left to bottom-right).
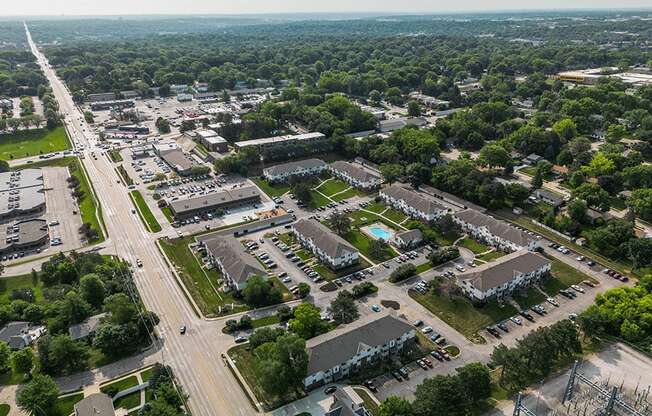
25, 24, 257, 416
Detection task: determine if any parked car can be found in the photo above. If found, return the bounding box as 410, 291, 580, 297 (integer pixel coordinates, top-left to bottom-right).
546, 297, 559, 307
497, 322, 509, 332
520, 311, 535, 322
510, 316, 522, 326
421, 326, 433, 334
324, 386, 337, 395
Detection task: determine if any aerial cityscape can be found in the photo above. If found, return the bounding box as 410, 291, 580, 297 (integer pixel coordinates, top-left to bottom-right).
0, 5, 651, 416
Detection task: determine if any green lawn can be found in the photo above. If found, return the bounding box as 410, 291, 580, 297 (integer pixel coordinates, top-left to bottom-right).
353, 388, 379, 416
410, 289, 518, 342
56, 393, 83, 416
415, 262, 433, 274
140, 367, 154, 382
116, 165, 133, 186
476, 250, 506, 262
295, 249, 312, 261
331, 187, 359, 202
312, 259, 371, 282
383, 208, 407, 224
309, 190, 332, 208
365, 201, 387, 213
343, 229, 395, 264
130, 191, 162, 232
160, 206, 174, 223
101, 375, 138, 394
0, 273, 44, 305
0, 127, 71, 160
541, 258, 594, 296
512, 287, 547, 310
349, 210, 406, 231
159, 237, 248, 317
0, 404, 8, 416
252, 177, 290, 198
458, 238, 491, 254
114, 391, 141, 411
228, 344, 306, 410
315, 179, 350, 197
108, 149, 123, 162
251, 314, 280, 329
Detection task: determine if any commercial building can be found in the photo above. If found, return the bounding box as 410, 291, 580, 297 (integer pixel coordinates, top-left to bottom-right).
168, 186, 261, 220
234, 132, 328, 152
74, 393, 115, 416
0, 169, 46, 221
453, 209, 540, 252
120, 90, 139, 99
329, 161, 381, 190
304, 312, 415, 390
457, 249, 551, 302
0, 219, 49, 255
203, 236, 267, 291
379, 117, 427, 133
87, 92, 117, 103
555, 67, 652, 88
262, 159, 327, 183
90, 100, 135, 111
293, 218, 359, 270
380, 185, 447, 222
158, 149, 198, 176
195, 129, 228, 152
0, 321, 46, 350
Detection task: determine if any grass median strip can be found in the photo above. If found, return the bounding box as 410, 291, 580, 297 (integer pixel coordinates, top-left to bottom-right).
130, 190, 162, 232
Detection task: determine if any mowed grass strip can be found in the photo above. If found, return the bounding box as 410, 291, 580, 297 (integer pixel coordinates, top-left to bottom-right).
252, 177, 290, 198
0, 127, 71, 160
130, 190, 162, 232
315, 179, 350, 197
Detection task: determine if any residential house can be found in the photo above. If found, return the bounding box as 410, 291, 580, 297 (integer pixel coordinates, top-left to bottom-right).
453, 209, 541, 252
457, 250, 551, 302
322, 386, 373, 416
329, 161, 381, 190
292, 219, 359, 270
304, 312, 415, 390
203, 236, 268, 291
262, 159, 327, 183
69, 313, 107, 341
74, 393, 115, 416
379, 185, 448, 222
524, 153, 544, 165
533, 189, 565, 208
0, 321, 46, 350
393, 229, 423, 249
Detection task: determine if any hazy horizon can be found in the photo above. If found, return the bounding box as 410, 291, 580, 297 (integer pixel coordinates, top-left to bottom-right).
2, 0, 652, 17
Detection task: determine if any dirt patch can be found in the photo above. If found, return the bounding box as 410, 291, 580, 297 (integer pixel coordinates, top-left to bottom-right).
381, 300, 400, 310
320, 282, 338, 292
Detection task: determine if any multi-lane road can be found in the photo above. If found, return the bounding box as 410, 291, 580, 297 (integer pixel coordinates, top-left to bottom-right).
25, 24, 256, 416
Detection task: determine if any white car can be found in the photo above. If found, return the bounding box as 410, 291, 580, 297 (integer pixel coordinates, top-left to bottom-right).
421, 326, 433, 334
48, 220, 60, 226
510, 316, 522, 325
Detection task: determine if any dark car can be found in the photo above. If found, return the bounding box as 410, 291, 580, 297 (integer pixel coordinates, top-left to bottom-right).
398, 367, 410, 379
179, 325, 186, 334
324, 386, 337, 395
430, 351, 443, 361
520, 311, 535, 322
365, 380, 377, 392
486, 326, 501, 337
497, 322, 509, 332
392, 371, 403, 381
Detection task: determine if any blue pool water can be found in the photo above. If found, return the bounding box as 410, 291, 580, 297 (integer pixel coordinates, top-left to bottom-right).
369, 226, 392, 240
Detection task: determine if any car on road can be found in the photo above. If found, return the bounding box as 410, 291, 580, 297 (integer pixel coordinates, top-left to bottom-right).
49, 220, 60, 226
136, 259, 143, 267
234, 336, 248, 343
179, 325, 186, 334
324, 386, 337, 395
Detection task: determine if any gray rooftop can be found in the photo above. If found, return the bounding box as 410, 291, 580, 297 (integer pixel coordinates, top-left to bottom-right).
74, 393, 115, 416
159, 149, 197, 172
69, 313, 107, 341
169, 186, 260, 215
306, 313, 413, 375
263, 158, 327, 177
234, 132, 326, 148
381, 185, 446, 216
0, 321, 30, 349
454, 209, 536, 248
293, 218, 358, 259
0, 186, 45, 217
0, 169, 43, 192
0, 219, 49, 252
330, 161, 380, 184
395, 229, 423, 243
458, 250, 550, 291
204, 236, 267, 284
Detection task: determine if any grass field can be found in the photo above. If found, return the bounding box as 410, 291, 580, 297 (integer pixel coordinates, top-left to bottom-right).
476, 250, 506, 262
159, 237, 247, 317
309, 190, 332, 208
252, 177, 290, 198
0, 127, 71, 160
101, 375, 138, 394
343, 229, 395, 263
349, 210, 406, 231
116, 165, 133, 186
365, 201, 386, 213
415, 262, 433, 274
353, 388, 379, 416
542, 258, 594, 295
160, 206, 174, 223
115, 391, 141, 411
130, 190, 162, 232
0, 273, 44, 305
383, 208, 407, 224
56, 393, 83, 416
0, 404, 8, 416
70, 158, 105, 244
331, 187, 359, 202
513, 287, 547, 309
410, 289, 517, 341
458, 238, 491, 254
315, 179, 350, 197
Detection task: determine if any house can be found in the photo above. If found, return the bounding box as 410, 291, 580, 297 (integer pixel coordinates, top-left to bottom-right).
378, 117, 427, 133
393, 229, 423, 249
379, 185, 447, 222
69, 313, 107, 341
457, 250, 551, 302
304, 312, 415, 390
329, 161, 381, 190
168, 186, 260, 220
533, 189, 565, 208
322, 386, 373, 416
74, 393, 115, 416
408, 92, 450, 109
453, 209, 540, 252
0, 321, 46, 350
524, 154, 544, 165
262, 159, 328, 183
293, 219, 359, 270
203, 236, 268, 291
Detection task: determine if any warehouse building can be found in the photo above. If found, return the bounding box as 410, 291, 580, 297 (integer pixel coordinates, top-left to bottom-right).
168, 186, 261, 220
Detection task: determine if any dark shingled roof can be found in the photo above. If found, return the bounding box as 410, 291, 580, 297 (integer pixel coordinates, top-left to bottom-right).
306, 313, 413, 375
204, 236, 267, 284
457, 250, 550, 291
382, 185, 446, 217
330, 161, 380, 183
263, 158, 326, 177
454, 209, 536, 248
74, 393, 115, 416
293, 219, 358, 259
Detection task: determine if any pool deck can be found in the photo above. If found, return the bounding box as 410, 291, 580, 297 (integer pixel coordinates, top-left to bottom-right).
361, 222, 395, 241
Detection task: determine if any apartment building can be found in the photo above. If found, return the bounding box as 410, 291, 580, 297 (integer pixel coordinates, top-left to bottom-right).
292, 218, 359, 270
453, 209, 541, 252
203, 236, 268, 291
262, 159, 327, 183
329, 161, 381, 190
379, 185, 447, 222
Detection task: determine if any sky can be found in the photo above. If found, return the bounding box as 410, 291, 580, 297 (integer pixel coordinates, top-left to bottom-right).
2, 0, 651, 16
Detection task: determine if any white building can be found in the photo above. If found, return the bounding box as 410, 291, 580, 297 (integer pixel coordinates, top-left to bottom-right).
304, 312, 415, 390
262, 159, 327, 183
293, 219, 359, 270
457, 249, 551, 302
380, 185, 448, 222
393, 229, 423, 249
329, 161, 381, 190
453, 209, 541, 252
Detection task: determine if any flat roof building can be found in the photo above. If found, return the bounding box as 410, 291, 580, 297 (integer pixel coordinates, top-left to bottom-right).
0, 219, 49, 255
293, 218, 359, 270
168, 186, 260, 220
234, 132, 327, 151
87, 92, 117, 103
159, 149, 198, 176
203, 236, 268, 291
195, 129, 228, 152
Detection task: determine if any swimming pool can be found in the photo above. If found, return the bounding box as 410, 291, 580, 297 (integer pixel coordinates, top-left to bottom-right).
368, 226, 393, 241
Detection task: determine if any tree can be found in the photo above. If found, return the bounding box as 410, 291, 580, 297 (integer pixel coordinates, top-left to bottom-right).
16, 374, 59, 416
249, 327, 285, 350
291, 182, 312, 206
573, 183, 610, 211
79, 273, 106, 308
407, 101, 422, 117
0, 341, 10, 372
369, 239, 389, 260
627, 188, 652, 221
242, 276, 282, 307
390, 264, 417, 283
479, 143, 510, 168
328, 290, 359, 324
104, 293, 137, 325
93, 323, 138, 357
155, 117, 171, 133
380, 163, 403, 185
297, 282, 310, 298
413, 374, 466, 416
255, 334, 308, 396
328, 212, 352, 236
11, 348, 34, 377
38, 334, 90, 375
552, 118, 577, 141
567, 198, 588, 224
83, 111, 94, 124
456, 363, 491, 404
582, 152, 615, 177
626, 238, 652, 269
289, 303, 328, 339
0, 160, 9, 173
379, 396, 413, 416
